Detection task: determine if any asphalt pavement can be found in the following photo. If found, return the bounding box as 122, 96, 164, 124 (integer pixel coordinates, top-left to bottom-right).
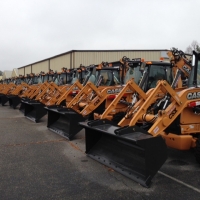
0, 104, 200, 200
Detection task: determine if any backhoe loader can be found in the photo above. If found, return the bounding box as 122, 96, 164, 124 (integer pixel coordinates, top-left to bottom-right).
20, 69, 75, 122
7, 74, 34, 109
79, 48, 195, 187
19, 71, 53, 114
46, 57, 173, 140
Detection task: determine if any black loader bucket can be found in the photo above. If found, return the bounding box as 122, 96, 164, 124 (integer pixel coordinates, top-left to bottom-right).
23, 100, 47, 122
46, 106, 87, 140
0, 94, 4, 104
0, 94, 9, 106
19, 98, 30, 114
79, 119, 168, 187
7, 95, 21, 109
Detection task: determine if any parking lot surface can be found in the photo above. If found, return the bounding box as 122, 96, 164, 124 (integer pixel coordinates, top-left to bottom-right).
0, 105, 200, 200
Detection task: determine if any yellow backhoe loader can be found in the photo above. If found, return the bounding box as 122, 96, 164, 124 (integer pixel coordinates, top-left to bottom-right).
7, 74, 34, 109
79, 48, 195, 187
19, 70, 55, 114
20, 69, 76, 122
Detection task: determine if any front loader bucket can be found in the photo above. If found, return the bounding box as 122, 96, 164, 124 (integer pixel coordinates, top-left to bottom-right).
19, 98, 30, 114
79, 119, 168, 187
0, 94, 9, 106
46, 106, 87, 140
0, 94, 4, 104
7, 95, 21, 109
23, 100, 47, 122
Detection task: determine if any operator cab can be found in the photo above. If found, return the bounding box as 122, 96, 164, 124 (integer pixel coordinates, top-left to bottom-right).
140, 61, 173, 91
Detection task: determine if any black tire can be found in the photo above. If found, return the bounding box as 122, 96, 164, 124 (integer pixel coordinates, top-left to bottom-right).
195, 137, 200, 164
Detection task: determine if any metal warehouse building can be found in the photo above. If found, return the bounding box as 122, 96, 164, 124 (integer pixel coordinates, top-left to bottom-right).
18, 49, 169, 76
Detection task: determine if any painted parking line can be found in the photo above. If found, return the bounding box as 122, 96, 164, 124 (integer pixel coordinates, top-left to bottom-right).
158, 171, 200, 193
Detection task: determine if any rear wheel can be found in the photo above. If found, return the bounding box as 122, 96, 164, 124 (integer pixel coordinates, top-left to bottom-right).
195, 137, 200, 164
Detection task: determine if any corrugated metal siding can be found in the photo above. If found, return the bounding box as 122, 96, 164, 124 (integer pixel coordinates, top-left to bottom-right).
18, 68, 24, 76
74, 51, 163, 66
50, 54, 71, 72
17, 50, 168, 75
25, 66, 31, 75
32, 61, 49, 74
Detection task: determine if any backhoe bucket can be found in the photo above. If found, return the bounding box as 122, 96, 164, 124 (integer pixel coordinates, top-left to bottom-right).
46, 106, 87, 140
0, 94, 9, 106
7, 95, 21, 109
79, 119, 168, 187
23, 100, 47, 122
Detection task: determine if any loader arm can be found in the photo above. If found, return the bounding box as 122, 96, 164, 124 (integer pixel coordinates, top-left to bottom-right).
39, 69, 78, 105
35, 82, 57, 101
37, 82, 62, 103
67, 81, 103, 112
79, 84, 135, 117
45, 65, 99, 106
19, 84, 38, 98
1, 83, 16, 95
148, 87, 200, 137
81, 79, 147, 119
20, 74, 44, 98
97, 79, 148, 120
45, 84, 71, 106
29, 81, 49, 99
9, 82, 29, 96
55, 80, 83, 105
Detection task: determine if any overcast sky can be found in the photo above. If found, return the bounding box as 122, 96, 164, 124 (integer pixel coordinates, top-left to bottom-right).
0, 0, 199, 71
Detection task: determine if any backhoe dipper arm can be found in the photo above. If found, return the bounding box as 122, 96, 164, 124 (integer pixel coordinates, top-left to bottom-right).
168, 48, 192, 83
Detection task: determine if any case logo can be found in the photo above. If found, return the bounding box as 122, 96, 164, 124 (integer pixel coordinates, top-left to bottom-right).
187, 92, 200, 100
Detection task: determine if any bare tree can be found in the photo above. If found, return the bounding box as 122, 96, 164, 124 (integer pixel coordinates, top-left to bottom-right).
185, 40, 200, 54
